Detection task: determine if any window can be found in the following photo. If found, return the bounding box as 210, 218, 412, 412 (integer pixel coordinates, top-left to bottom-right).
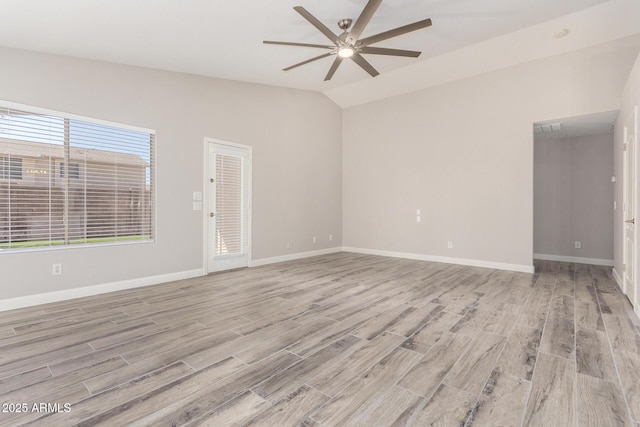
0, 102, 155, 251
215, 153, 243, 256
59, 162, 80, 179
0, 157, 22, 180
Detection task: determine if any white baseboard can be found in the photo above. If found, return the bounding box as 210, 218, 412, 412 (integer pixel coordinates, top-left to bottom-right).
0, 268, 205, 312
612, 268, 624, 288
533, 253, 614, 267
250, 247, 343, 267
343, 247, 534, 273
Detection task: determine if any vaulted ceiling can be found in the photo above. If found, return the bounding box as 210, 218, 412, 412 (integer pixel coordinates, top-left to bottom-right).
0, 0, 639, 107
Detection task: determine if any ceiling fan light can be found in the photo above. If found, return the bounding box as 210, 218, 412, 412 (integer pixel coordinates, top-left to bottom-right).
338, 47, 354, 58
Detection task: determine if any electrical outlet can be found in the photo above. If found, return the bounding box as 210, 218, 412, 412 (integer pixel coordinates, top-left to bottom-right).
286, 242, 292, 249
575, 241, 581, 249
313, 236, 317, 244
52, 264, 62, 276
329, 234, 333, 241
447, 241, 453, 249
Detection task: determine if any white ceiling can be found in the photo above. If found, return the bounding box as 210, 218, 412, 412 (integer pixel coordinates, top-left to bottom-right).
0, 0, 639, 107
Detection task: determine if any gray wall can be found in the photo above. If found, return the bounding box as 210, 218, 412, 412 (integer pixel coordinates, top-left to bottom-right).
534, 134, 614, 261
1, 37, 640, 302
0, 47, 343, 300
342, 38, 640, 269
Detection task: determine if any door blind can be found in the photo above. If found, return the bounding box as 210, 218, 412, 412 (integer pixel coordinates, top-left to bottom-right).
215, 153, 243, 255
0, 104, 154, 251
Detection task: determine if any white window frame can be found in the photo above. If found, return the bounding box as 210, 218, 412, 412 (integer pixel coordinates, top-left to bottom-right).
0, 100, 157, 253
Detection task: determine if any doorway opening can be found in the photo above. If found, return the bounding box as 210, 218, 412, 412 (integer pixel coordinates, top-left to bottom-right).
533, 111, 616, 269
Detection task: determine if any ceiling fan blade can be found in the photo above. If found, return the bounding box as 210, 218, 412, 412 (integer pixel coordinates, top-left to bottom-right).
324, 56, 344, 81
348, 0, 383, 43
351, 53, 379, 77
264, 40, 334, 50
293, 6, 340, 45
359, 46, 421, 57
359, 18, 432, 46
284, 53, 334, 71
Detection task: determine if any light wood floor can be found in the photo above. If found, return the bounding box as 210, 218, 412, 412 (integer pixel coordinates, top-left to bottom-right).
1, 253, 639, 426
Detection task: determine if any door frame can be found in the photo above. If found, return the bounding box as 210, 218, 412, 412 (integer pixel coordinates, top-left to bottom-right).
203, 137, 252, 273
622, 106, 638, 314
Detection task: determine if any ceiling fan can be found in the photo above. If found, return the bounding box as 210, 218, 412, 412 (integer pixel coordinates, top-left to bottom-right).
263, 0, 432, 81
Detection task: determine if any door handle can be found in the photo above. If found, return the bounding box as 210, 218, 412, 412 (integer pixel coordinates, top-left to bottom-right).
625, 218, 635, 224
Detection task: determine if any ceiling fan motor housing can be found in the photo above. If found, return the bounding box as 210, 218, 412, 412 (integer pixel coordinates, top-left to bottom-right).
338, 18, 353, 31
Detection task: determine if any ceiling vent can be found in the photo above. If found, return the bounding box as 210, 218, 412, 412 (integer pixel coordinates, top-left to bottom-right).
534, 122, 562, 133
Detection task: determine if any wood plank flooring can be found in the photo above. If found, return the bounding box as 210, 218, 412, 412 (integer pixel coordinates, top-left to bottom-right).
0, 253, 639, 426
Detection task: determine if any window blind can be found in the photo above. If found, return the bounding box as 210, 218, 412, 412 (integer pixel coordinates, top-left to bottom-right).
0, 104, 154, 251
215, 153, 243, 256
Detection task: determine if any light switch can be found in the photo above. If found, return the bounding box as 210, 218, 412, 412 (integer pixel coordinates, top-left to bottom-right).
193, 191, 202, 201
193, 201, 202, 211
416, 209, 421, 216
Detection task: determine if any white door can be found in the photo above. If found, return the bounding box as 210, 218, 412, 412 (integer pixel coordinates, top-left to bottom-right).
207, 141, 251, 272
623, 106, 637, 310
